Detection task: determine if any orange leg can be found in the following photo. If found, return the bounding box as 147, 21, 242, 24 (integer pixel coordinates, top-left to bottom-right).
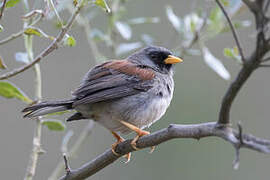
119, 121, 155, 153
111, 131, 131, 163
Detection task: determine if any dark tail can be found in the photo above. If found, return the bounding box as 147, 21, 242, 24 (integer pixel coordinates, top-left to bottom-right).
22, 100, 74, 118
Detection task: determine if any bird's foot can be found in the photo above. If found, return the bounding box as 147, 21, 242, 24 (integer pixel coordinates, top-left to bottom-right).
111, 131, 131, 163
119, 121, 155, 153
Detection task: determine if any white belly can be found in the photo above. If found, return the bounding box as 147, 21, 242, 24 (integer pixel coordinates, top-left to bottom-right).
138, 96, 171, 129
87, 93, 172, 134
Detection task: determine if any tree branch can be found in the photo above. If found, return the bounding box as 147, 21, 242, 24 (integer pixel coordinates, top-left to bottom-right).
217, 0, 270, 124
261, 56, 270, 62
0, 0, 7, 20
242, 0, 260, 14
215, 0, 245, 62
258, 64, 270, 67
0, 0, 86, 80
264, 0, 270, 13
59, 122, 270, 180
218, 62, 256, 124
0, 29, 25, 45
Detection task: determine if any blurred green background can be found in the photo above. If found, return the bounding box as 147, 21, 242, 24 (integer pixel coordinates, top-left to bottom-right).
0, 0, 270, 179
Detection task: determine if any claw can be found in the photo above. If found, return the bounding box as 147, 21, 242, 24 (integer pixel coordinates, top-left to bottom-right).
119, 121, 155, 153
111, 131, 131, 162
149, 146, 155, 154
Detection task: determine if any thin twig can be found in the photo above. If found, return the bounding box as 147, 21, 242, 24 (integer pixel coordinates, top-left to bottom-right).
24, 25, 43, 180
48, 121, 95, 180
0, 0, 7, 20
24, 118, 43, 180
0, 11, 44, 46
264, 0, 270, 13
237, 122, 243, 145
22, 9, 44, 19
218, 65, 256, 124
0, 29, 25, 45
0, 0, 86, 80
22, 2, 44, 176
232, 122, 244, 169
59, 122, 270, 180
48, 0, 63, 26
215, 0, 245, 62
63, 154, 71, 174
233, 147, 240, 170
61, 130, 74, 154
259, 64, 270, 67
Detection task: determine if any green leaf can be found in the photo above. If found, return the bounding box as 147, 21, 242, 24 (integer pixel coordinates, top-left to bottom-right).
55, 20, 67, 29
0, 24, 3, 32
223, 48, 234, 58
24, 27, 54, 40
209, 7, 222, 22
5, 0, 20, 8
233, 47, 239, 55
0, 56, 7, 69
0, 81, 32, 103
221, 0, 229, 6
73, 0, 78, 6
223, 47, 241, 63
64, 36, 76, 47
190, 19, 196, 33
207, 7, 224, 34
94, 0, 111, 13
24, 28, 42, 37
42, 119, 66, 131
183, 13, 203, 35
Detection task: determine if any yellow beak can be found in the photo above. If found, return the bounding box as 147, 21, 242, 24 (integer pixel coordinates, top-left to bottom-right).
164, 55, 183, 64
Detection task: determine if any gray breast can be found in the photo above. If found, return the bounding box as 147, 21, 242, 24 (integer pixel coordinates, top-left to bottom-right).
112, 73, 174, 132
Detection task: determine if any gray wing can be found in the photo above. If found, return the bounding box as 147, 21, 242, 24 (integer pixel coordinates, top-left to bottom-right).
72, 62, 153, 107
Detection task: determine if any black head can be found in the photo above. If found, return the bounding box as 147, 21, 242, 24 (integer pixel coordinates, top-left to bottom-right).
129, 46, 183, 74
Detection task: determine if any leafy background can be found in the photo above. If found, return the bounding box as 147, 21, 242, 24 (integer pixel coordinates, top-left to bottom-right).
0, 0, 270, 179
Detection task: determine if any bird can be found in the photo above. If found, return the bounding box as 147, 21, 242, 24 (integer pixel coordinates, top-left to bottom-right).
22, 46, 183, 162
